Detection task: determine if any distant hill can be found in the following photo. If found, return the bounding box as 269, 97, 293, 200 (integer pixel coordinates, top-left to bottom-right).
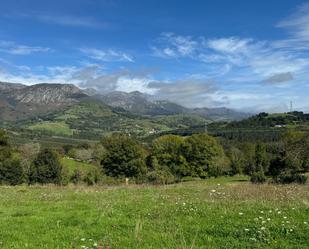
14, 100, 200, 139
96, 90, 249, 120
225, 112, 309, 129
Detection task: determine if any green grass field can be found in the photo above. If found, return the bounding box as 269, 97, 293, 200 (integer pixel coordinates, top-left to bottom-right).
28, 121, 74, 136
0, 178, 309, 248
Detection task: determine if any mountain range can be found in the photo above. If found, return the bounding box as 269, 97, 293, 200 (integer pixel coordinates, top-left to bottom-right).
0, 81, 249, 121
0, 81, 250, 139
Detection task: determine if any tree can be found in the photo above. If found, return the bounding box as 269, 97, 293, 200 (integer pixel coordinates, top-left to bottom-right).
255, 143, 269, 173
227, 147, 244, 175
0, 130, 23, 185
101, 134, 147, 178
183, 133, 230, 177
19, 143, 40, 178
151, 135, 188, 177
240, 143, 256, 175
29, 148, 62, 184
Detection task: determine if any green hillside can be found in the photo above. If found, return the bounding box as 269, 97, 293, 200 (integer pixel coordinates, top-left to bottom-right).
11, 100, 209, 141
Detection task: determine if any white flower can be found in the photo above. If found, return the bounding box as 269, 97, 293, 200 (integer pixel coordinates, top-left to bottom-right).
261, 227, 266, 230
304, 221, 308, 225
267, 218, 271, 221
211, 189, 216, 193
81, 238, 86, 241
283, 217, 287, 219
239, 212, 244, 216
244, 228, 250, 232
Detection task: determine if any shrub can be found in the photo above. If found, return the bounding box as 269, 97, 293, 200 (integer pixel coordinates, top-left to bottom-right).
276, 173, 308, 184
0, 130, 24, 185
29, 148, 62, 184
146, 170, 177, 184
83, 168, 101, 185
250, 171, 267, 184
70, 169, 83, 184
0, 158, 24, 185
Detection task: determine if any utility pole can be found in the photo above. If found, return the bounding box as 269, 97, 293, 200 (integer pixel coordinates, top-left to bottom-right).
290, 101, 293, 113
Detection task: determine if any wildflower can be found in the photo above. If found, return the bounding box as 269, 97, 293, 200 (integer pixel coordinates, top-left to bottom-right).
239, 212, 244, 216
93, 242, 98, 247
81, 238, 86, 241
211, 189, 216, 193
304, 222, 308, 225
244, 228, 250, 232
277, 211, 281, 214
283, 216, 287, 219
261, 227, 266, 230
260, 211, 264, 214
267, 218, 271, 221
262, 221, 266, 224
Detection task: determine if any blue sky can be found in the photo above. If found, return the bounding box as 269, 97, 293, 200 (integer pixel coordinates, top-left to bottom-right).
1, 0, 309, 112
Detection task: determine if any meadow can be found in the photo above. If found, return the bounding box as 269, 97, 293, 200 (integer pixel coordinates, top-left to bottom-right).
0, 177, 309, 249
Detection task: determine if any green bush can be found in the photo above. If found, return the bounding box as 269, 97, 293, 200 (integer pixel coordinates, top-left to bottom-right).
276, 173, 308, 184
0, 158, 24, 185
0, 130, 24, 185
83, 168, 101, 185
70, 169, 83, 184
146, 170, 177, 184
29, 148, 62, 184
250, 171, 267, 184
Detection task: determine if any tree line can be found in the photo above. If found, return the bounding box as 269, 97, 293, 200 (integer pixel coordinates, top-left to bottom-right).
0, 128, 308, 185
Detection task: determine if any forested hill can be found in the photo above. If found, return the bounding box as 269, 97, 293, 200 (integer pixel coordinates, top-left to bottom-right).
223, 112, 309, 129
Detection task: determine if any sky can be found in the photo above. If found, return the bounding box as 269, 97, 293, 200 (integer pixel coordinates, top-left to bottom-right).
0, 0, 309, 112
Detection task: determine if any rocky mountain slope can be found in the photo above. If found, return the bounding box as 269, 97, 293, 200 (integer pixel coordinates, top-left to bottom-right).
0, 82, 87, 121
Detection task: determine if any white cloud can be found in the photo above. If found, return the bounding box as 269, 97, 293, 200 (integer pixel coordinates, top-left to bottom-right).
152, 32, 198, 58
79, 48, 134, 62
277, 3, 309, 41
0, 41, 50, 55
206, 37, 252, 53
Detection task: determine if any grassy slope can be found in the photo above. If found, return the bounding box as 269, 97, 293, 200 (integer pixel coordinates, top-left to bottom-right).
61, 157, 99, 175
16, 101, 211, 141
0, 178, 309, 248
